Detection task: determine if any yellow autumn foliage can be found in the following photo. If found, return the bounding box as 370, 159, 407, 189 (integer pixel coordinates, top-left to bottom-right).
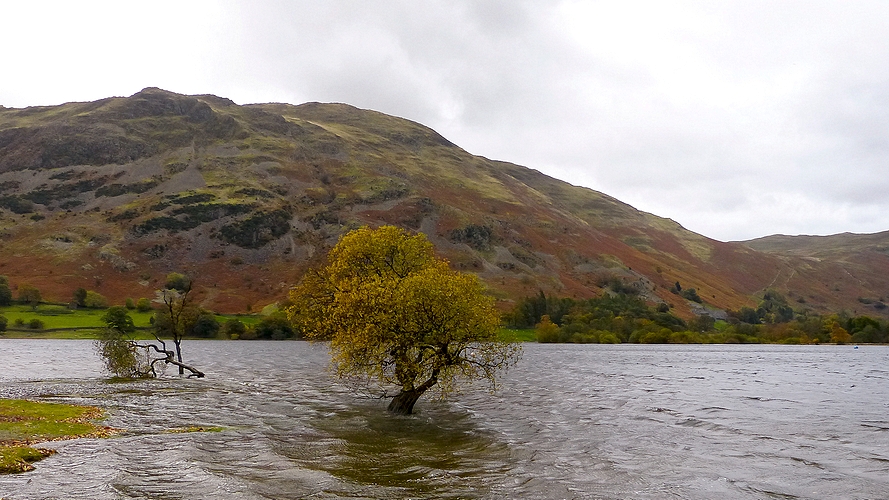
288, 226, 520, 403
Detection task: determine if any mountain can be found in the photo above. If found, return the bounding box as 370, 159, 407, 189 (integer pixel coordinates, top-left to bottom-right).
0, 88, 886, 318
740, 232, 889, 314
743, 231, 889, 258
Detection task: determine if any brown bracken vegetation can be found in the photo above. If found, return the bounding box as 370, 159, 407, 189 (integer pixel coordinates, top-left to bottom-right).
2, 88, 889, 320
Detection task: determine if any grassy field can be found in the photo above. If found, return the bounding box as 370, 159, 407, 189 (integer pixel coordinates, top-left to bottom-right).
0, 399, 112, 474
0, 304, 259, 339
0, 304, 155, 329
0, 304, 158, 339
499, 328, 536, 342
1, 305, 538, 342
0, 328, 161, 340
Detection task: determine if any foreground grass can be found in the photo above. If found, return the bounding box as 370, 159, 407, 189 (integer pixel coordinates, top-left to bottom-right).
0, 446, 55, 474
166, 425, 225, 434
0, 399, 113, 474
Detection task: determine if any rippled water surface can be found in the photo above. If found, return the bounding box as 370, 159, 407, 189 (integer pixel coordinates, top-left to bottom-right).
1, 341, 888, 499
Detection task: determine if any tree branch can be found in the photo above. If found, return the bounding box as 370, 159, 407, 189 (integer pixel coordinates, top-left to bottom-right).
134, 341, 205, 378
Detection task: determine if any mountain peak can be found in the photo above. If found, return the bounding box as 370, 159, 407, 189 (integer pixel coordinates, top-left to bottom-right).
1, 90, 887, 317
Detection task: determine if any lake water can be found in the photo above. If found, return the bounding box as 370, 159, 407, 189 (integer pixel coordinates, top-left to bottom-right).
0, 340, 887, 499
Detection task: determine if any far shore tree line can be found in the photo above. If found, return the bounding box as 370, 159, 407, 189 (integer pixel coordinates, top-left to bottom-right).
4, 267, 886, 349
507, 288, 889, 345
0, 275, 296, 340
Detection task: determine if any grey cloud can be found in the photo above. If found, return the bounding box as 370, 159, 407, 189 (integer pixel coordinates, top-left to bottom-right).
2, 0, 888, 241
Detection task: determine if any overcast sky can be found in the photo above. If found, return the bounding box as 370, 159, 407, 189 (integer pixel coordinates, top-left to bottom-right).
2, 1, 887, 241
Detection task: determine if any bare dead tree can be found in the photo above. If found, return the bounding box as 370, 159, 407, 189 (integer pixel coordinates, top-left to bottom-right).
95, 274, 205, 379
149, 273, 204, 377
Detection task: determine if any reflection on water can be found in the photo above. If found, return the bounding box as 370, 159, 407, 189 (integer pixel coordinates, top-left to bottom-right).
1, 340, 888, 499
290, 405, 511, 498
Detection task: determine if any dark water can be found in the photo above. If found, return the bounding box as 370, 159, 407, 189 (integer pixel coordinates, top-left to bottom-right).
1, 340, 888, 499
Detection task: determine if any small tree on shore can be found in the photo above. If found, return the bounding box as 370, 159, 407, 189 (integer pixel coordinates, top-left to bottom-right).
73, 288, 88, 308
827, 319, 852, 344
17, 284, 41, 308
84, 290, 108, 309
221, 318, 247, 339
0, 276, 12, 306
136, 297, 152, 312
535, 315, 561, 343
289, 226, 520, 415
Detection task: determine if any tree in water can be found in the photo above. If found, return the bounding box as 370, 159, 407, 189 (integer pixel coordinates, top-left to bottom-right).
152, 273, 204, 376
94, 274, 204, 378
289, 226, 521, 415
96, 306, 149, 377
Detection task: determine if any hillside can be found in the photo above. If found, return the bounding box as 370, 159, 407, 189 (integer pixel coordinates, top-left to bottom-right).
0, 88, 886, 318
743, 231, 889, 258
741, 232, 889, 314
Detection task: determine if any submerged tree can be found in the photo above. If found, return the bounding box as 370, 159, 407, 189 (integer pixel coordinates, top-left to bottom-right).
152, 273, 204, 376
94, 274, 205, 378
96, 306, 148, 377
289, 225, 521, 415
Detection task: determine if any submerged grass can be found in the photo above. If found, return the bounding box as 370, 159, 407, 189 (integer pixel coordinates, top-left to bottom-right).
165, 425, 225, 434
0, 446, 56, 474
0, 399, 113, 474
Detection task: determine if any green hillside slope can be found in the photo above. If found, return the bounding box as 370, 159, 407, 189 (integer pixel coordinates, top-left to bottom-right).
1, 88, 886, 318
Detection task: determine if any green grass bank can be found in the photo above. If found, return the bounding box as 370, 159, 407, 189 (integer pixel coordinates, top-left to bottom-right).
0, 399, 113, 474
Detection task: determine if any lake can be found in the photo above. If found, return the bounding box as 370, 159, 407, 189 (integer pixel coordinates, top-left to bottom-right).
1, 340, 887, 499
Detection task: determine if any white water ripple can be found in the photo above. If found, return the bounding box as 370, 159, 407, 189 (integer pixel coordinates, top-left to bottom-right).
0, 341, 887, 499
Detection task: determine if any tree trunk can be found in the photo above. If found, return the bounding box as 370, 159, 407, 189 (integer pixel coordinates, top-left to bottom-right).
142, 342, 204, 378
387, 388, 426, 415
387, 373, 438, 415
174, 339, 184, 375
166, 358, 205, 378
